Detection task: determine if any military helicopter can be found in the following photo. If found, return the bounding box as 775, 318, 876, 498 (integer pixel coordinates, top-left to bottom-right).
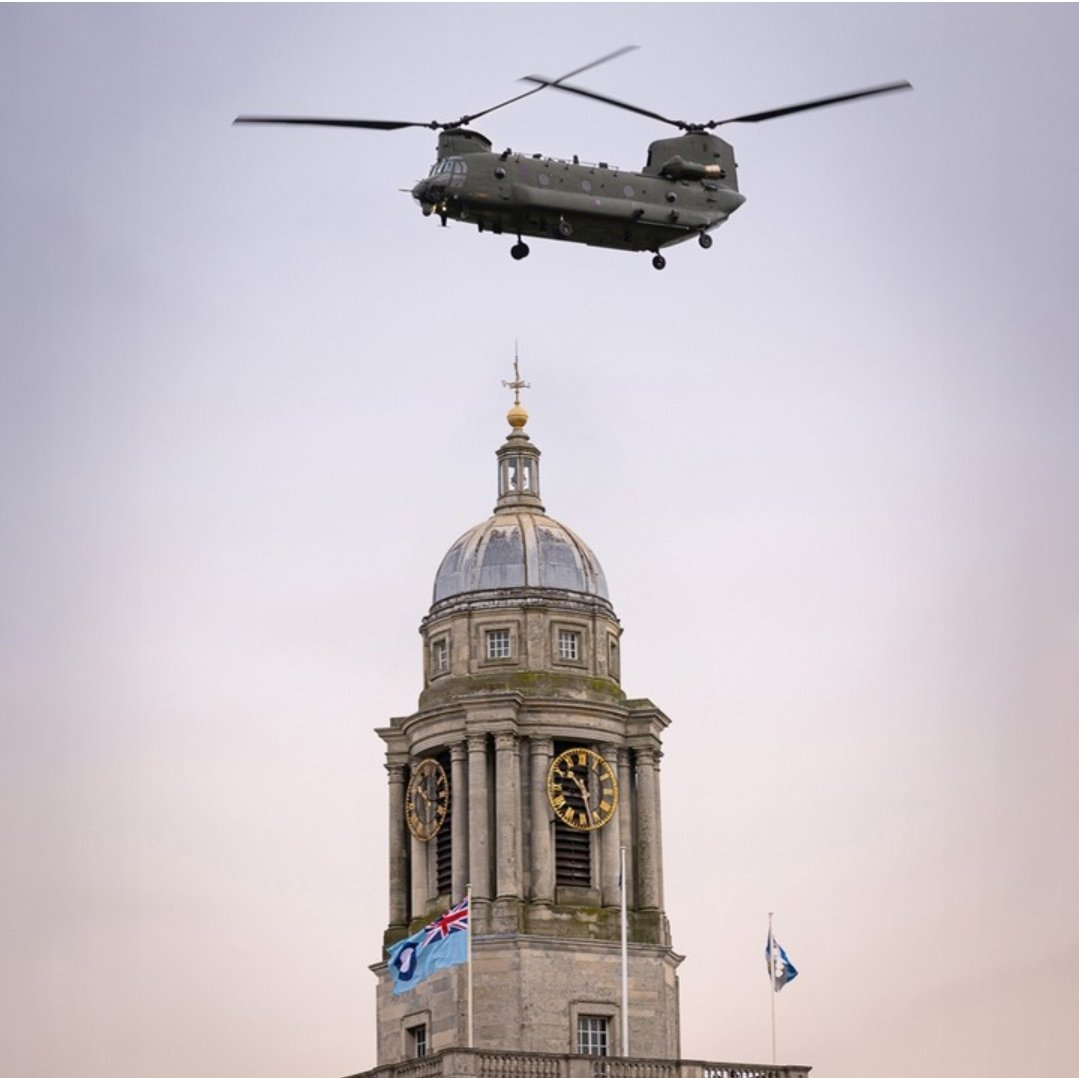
235, 48, 910, 270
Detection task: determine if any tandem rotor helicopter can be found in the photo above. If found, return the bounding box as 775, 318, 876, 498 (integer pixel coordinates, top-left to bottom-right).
235, 47, 911, 270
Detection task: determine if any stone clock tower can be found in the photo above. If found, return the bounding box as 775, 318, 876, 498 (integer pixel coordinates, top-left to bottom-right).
374, 371, 681, 1065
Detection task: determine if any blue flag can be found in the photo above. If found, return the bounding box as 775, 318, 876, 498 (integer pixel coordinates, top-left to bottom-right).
388, 896, 469, 995
766, 931, 798, 992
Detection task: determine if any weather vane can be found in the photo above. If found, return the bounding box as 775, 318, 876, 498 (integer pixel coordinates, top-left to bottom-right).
502, 345, 531, 406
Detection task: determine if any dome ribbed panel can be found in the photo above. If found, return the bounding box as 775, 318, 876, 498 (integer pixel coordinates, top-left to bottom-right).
433, 512, 609, 603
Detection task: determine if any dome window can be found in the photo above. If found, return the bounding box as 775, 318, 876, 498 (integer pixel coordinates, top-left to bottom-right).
431, 637, 449, 676
485, 628, 512, 660
552, 622, 587, 668
558, 629, 581, 662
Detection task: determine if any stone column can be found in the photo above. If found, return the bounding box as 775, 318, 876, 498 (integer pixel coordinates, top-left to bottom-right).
600, 742, 622, 908
386, 762, 409, 929
617, 746, 634, 908
494, 730, 522, 900
529, 736, 554, 903
468, 733, 491, 901
635, 746, 661, 911
450, 741, 469, 901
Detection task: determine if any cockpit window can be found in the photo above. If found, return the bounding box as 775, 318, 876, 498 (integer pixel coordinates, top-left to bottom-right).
432, 158, 468, 176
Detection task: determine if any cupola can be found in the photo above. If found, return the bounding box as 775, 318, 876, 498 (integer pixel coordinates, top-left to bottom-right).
420, 361, 622, 702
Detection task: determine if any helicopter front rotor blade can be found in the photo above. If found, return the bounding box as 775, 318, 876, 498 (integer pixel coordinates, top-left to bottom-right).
233, 116, 434, 131
234, 48, 641, 135
519, 76, 683, 129
464, 45, 639, 126
709, 80, 912, 127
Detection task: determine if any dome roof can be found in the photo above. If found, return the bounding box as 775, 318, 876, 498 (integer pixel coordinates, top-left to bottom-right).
433, 510, 609, 604
431, 365, 611, 608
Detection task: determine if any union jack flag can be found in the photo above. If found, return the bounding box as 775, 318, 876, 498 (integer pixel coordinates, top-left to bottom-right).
422, 896, 469, 947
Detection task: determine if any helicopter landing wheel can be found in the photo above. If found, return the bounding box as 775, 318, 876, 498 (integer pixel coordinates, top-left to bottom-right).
652, 254, 667, 271
511, 241, 530, 261
556, 218, 573, 238
698, 232, 713, 249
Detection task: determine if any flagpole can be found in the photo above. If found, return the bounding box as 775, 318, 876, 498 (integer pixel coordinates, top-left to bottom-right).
620, 845, 629, 1057
768, 911, 777, 1066
467, 885, 474, 1049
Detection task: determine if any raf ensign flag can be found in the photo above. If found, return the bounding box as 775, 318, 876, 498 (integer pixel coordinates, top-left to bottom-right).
388, 896, 470, 995
765, 931, 799, 992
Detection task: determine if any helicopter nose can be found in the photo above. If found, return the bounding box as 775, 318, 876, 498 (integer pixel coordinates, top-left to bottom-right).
411, 180, 436, 216
412, 177, 448, 204
412, 177, 451, 217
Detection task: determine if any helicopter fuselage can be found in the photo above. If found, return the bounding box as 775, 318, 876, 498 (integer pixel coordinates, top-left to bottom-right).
411, 128, 746, 258
235, 55, 909, 270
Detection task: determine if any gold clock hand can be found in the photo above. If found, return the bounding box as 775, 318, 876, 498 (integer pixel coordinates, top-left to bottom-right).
570, 772, 595, 826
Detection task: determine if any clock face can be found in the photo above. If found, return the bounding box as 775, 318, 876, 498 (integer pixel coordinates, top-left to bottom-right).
406, 758, 449, 841
546, 747, 618, 832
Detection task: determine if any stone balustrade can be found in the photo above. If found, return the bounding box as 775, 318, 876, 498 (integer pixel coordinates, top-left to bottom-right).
343, 1048, 810, 1078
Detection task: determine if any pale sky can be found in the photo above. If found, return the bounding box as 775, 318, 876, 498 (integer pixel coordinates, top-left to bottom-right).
2, 5, 1077, 1077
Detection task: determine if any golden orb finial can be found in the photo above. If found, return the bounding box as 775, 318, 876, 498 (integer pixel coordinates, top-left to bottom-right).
507, 400, 529, 429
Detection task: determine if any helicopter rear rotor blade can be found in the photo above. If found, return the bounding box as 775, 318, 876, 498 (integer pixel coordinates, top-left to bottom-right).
709, 80, 913, 127
520, 75, 912, 134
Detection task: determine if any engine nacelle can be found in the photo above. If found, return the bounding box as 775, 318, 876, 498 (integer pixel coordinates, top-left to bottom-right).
436, 128, 494, 159
658, 155, 726, 181
644, 133, 739, 190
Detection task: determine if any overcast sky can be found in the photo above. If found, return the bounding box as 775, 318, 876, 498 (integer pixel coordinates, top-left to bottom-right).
2, 4, 1077, 1077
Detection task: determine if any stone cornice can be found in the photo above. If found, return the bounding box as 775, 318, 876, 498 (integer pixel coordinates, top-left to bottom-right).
422, 586, 618, 628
